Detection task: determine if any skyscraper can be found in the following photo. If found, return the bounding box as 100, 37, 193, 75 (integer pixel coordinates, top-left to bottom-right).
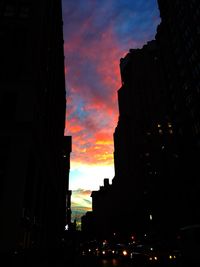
0, 0, 69, 254
112, 40, 177, 237
87, 41, 176, 239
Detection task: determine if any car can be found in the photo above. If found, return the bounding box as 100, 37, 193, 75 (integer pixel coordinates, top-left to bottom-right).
114, 243, 130, 259
79, 240, 100, 257
129, 241, 181, 266
99, 244, 116, 258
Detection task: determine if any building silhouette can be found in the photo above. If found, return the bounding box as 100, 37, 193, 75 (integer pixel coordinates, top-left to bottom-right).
63, 136, 72, 230
0, 0, 71, 254
84, 0, 200, 241
87, 41, 179, 240
112, 40, 176, 237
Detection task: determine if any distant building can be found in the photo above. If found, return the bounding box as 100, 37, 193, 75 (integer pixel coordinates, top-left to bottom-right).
0, 0, 69, 253
81, 212, 95, 240
81, 178, 112, 239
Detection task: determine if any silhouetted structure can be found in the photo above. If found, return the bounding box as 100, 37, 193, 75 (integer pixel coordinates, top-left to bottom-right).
63, 136, 72, 230
0, 0, 70, 255
112, 40, 174, 237
81, 179, 112, 240
81, 212, 95, 240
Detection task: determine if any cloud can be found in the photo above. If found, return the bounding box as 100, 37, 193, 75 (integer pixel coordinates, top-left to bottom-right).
69, 165, 114, 190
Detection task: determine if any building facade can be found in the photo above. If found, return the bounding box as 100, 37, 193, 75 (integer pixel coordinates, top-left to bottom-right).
111, 40, 178, 238
0, 0, 70, 253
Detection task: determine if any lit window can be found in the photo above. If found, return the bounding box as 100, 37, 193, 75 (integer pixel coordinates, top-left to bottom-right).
157, 124, 161, 128
168, 122, 172, 128
159, 129, 163, 134
169, 129, 173, 134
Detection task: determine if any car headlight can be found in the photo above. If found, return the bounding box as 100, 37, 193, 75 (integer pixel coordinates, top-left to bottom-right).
123, 250, 128, 256
169, 254, 176, 260
149, 256, 158, 261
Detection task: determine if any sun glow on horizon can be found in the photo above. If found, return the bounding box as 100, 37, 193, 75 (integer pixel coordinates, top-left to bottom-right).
69, 162, 115, 191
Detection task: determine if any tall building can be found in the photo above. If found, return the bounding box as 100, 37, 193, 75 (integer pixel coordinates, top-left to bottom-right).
112, 40, 179, 237
63, 136, 72, 229
0, 0, 69, 253
87, 41, 178, 240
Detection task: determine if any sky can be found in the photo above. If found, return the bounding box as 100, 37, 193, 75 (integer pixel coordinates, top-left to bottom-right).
62, 0, 160, 225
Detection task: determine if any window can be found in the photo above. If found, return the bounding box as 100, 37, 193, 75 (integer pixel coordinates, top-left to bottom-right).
183, 83, 188, 91
19, 4, 30, 19
0, 137, 10, 198
193, 122, 200, 135
0, 91, 17, 126
190, 108, 195, 119
197, 26, 200, 35
3, 2, 15, 17
186, 94, 192, 106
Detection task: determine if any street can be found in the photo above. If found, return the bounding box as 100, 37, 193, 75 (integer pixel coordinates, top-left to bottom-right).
71, 256, 182, 267
77, 257, 140, 267
7, 253, 183, 267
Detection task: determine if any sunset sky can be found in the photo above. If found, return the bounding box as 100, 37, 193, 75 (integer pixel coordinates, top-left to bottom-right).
62, 0, 160, 224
